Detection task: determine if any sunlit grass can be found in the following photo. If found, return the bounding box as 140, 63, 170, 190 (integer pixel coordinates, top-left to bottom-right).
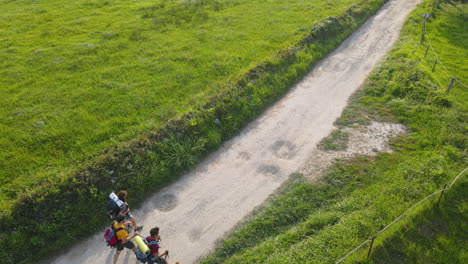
0, 0, 362, 208
0, 1, 391, 263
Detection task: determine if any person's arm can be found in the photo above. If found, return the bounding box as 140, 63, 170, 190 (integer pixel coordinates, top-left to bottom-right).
118, 210, 128, 216
121, 231, 139, 244
118, 204, 130, 215
156, 250, 168, 259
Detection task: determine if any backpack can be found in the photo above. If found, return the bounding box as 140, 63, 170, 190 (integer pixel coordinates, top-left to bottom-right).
106, 199, 121, 219
135, 248, 149, 263
104, 225, 126, 247
135, 237, 158, 263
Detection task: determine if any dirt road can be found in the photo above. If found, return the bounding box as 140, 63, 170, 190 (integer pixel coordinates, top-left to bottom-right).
48, 0, 421, 263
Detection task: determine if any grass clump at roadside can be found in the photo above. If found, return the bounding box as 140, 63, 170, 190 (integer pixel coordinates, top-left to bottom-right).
318, 129, 350, 151
0, 0, 392, 263
200, 1, 467, 263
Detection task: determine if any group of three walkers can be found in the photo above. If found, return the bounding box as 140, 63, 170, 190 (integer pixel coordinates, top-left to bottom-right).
110, 190, 179, 264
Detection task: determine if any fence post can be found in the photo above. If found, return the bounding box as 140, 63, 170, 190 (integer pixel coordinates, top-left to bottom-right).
432, 59, 437, 72
420, 14, 429, 44
437, 184, 448, 206
424, 45, 430, 58
367, 236, 376, 260
431, 0, 441, 14
445, 78, 456, 94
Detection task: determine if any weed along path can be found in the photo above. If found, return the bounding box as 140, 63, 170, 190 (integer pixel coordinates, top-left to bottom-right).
49, 0, 421, 263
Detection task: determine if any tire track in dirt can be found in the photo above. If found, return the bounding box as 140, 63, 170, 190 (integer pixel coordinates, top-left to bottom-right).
48, 0, 422, 263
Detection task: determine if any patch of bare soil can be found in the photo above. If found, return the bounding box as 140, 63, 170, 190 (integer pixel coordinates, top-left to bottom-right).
300, 122, 406, 178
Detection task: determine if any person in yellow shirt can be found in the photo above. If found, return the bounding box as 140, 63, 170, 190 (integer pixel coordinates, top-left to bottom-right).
112, 214, 139, 264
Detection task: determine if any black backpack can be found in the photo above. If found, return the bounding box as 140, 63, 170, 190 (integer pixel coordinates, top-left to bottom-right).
106, 199, 121, 219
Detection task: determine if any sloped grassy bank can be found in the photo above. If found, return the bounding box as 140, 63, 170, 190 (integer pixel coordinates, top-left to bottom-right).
0, 1, 390, 263
200, 1, 467, 263
368, 179, 467, 264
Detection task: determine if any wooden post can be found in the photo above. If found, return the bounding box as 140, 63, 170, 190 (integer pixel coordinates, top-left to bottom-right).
421, 13, 431, 44
445, 78, 456, 94
432, 59, 437, 72
431, 0, 441, 13
367, 236, 376, 260
424, 45, 430, 58
420, 15, 429, 44
437, 184, 448, 206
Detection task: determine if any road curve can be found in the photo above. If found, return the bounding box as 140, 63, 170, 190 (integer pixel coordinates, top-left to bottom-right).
48, 0, 421, 263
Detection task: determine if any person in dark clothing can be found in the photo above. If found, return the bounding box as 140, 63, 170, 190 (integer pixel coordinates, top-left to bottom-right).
145, 227, 179, 264
117, 190, 141, 231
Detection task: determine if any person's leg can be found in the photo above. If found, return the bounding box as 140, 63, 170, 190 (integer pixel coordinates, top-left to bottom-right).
155, 258, 169, 264
122, 240, 136, 252
131, 215, 138, 230
126, 213, 138, 230
112, 250, 122, 264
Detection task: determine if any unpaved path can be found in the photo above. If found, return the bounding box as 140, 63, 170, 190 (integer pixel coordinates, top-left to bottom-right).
49, 0, 421, 263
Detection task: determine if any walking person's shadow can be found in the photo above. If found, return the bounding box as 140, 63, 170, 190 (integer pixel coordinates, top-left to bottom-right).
106, 250, 113, 263
106, 248, 138, 264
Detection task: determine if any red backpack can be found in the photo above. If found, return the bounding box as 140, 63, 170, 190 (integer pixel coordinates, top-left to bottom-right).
104, 225, 126, 247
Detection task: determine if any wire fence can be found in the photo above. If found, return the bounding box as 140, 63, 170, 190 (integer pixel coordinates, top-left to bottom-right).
423, 34, 468, 89
420, 1, 468, 91
336, 2, 467, 262
335, 167, 468, 264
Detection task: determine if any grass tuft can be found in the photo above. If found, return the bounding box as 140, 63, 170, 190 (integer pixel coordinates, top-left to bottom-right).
318, 130, 350, 151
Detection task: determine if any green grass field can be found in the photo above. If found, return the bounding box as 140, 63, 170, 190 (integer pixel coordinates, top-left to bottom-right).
200, 0, 467, 263
1, 0, 393, 263
0, 0, 364, 212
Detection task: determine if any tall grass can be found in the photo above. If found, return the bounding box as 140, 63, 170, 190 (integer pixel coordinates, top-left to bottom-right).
200, 1, 467, 263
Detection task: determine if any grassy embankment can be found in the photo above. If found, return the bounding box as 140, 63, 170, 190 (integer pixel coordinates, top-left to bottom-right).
0, 0, 391, 263
200, 1, 467, 263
